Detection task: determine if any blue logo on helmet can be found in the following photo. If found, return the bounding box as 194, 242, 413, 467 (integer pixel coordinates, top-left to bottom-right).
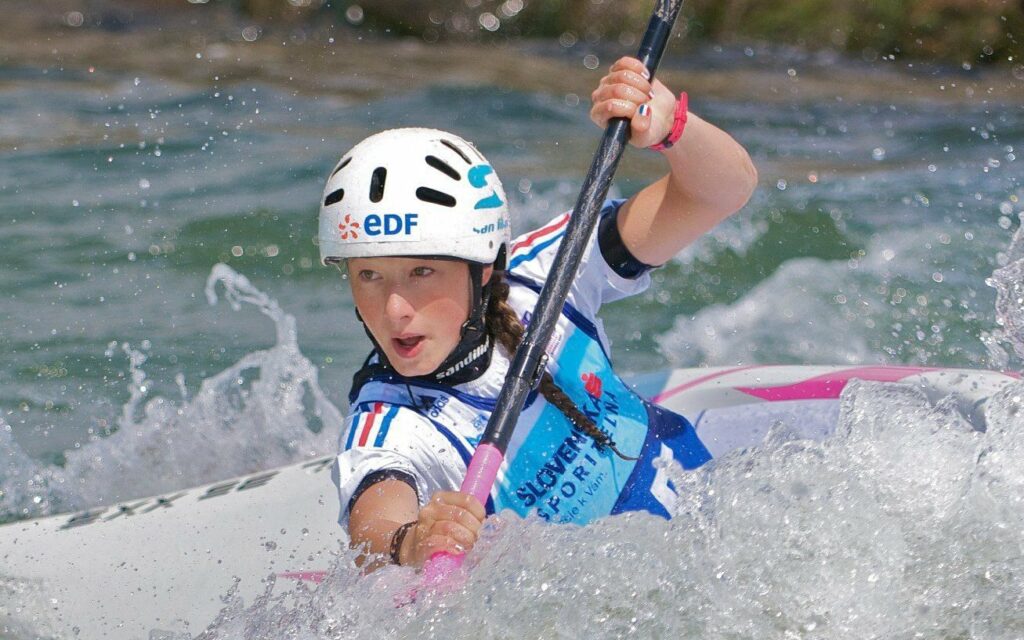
468, 164, 504, 210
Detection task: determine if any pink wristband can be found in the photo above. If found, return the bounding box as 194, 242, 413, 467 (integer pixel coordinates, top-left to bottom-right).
649, 92, 688, 152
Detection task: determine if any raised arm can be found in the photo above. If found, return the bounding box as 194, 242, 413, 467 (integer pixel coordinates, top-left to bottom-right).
590, 56, 758, 266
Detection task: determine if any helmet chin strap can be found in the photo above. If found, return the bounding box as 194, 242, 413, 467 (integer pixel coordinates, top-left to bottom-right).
354, 263, 495, 386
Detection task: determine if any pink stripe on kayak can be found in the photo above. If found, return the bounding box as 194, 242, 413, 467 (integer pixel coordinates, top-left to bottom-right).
735, 366, 938, 401
651, 365, 763, 403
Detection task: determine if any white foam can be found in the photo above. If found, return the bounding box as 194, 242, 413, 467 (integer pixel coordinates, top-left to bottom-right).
191, 376, 1024, 639
659, 255, 876, 366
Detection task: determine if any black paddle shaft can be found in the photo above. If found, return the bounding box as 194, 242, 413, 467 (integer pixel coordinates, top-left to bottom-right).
481, 0, 686, 453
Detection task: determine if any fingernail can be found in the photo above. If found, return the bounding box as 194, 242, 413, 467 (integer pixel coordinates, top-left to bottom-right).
648, 90, 655, 100
641, 68, 651, 79
639, 104, 650, 117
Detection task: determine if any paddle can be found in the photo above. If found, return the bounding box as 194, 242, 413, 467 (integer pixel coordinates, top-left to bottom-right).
421, 0, 688, 587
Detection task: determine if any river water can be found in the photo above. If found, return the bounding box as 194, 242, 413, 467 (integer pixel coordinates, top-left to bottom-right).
1, 33, 1023, 638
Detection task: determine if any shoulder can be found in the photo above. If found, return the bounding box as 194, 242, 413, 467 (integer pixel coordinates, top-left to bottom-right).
507, 212, 572, 273
507, 200, 628, 275
507, 199, 646, 317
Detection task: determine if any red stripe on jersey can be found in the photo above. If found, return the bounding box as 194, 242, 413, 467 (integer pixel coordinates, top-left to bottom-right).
510, 213, 570, 255
357, 402, 383, 447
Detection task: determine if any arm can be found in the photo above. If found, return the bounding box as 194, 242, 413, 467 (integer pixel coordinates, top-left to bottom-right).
590, 56, 759, 266
349, 480, 486, 572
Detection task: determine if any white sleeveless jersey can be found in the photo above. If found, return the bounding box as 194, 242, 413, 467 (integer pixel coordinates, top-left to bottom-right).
333, 200, 712, 528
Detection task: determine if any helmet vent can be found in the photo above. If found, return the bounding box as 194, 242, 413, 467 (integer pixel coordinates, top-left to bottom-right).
369, 167, 387, 203
425, 155, 461, 181
329, 157, 351, 178
416, 187, 457, 208
440, 139, 472, 165
323, 188, 345, 207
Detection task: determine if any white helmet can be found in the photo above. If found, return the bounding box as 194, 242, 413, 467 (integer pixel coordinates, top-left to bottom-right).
319, 128, 511, 267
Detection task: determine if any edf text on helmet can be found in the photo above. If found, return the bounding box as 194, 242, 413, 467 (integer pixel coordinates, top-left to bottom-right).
363, 213, 419, 237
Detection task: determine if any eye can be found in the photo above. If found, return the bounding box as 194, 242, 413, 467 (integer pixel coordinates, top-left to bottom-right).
357, 269, 380, 282
411, 266, 434, 277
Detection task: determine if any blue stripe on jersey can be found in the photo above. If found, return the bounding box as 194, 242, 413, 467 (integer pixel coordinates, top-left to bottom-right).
507, 199, 623, 271
429, 420, 472, 464
344, 414, 362, 451
508, 233, 565, 270
373, 405, 400, 447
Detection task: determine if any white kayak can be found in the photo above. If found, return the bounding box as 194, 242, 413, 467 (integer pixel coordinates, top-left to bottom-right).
1, 364, 1018, 638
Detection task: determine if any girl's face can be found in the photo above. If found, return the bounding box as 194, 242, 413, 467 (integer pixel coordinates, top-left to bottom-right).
348, 257, 490, 377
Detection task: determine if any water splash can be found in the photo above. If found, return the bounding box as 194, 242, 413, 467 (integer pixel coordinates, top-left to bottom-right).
0, 264, 340, 520
982, 211, 1024, 370
191, 374, 1024, 640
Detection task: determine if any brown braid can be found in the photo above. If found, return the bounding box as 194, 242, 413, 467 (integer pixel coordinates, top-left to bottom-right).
485, 272, 637, 461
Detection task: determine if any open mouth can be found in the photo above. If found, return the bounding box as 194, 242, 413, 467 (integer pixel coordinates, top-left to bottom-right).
392, 335, 425, 358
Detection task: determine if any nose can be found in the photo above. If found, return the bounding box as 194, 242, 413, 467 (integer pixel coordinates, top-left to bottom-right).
383, 289, 415, 325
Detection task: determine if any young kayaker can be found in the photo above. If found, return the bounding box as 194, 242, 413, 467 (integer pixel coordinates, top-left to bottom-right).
320, 56, 757, 570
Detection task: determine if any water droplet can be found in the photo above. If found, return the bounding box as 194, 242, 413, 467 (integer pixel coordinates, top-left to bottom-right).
500, 0, 524, 17
479, 13, 500, 32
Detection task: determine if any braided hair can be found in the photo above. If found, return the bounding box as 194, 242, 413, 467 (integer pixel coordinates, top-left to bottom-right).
485, 272, 636, 461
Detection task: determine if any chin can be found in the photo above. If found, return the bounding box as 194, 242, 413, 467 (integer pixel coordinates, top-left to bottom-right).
389, 356, 440, 378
